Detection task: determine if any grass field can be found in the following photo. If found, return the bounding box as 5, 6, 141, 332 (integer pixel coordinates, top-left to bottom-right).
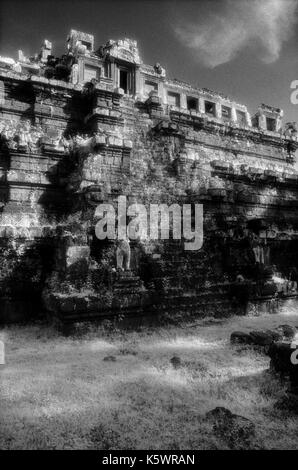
1, 309, 298, 450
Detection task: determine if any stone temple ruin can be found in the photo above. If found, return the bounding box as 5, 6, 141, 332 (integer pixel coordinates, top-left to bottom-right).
0, 29, 298, 326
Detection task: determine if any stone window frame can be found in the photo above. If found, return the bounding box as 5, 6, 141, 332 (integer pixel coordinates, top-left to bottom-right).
236, 109, 247, 125
221, 105, 232, 121
204, 100, 216, 117
266, 116, 276, 132
144, 79, 158, 96
83, 63, 101, 82
81, 40, 93, 51
117, 65, 135, 95
0, 81, 4, 105
167, 91, 180, 108
186, 96, 198, 112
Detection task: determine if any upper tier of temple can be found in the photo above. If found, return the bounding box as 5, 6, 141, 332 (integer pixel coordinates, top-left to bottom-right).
0, 29, 297, 139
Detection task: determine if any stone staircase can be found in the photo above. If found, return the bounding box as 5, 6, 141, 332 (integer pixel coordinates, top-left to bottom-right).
111, 270, 148, 316
48, 270, 149, 325
113, 270, 144, 292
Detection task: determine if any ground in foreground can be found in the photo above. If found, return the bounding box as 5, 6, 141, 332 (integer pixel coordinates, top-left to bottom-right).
1, 310, 298, 449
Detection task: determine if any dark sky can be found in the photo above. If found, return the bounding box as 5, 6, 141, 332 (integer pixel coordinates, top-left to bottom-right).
0, 0, 297, 122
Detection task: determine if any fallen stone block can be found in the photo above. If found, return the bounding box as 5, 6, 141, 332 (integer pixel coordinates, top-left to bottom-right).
170, 355, 182, 368
230, 331, 253, 345
265, 329, 284, 342
205, 407, 256, 449
278, 324, 297, 340
268, 341, 298, 387
249, 330, 275, 346
103, 355, 116, 362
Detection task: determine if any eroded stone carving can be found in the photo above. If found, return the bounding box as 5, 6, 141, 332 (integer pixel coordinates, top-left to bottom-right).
284, 122, 298, 137
104, 38, 141, 65
0, 119, 66, 153
116, 239, 131, 271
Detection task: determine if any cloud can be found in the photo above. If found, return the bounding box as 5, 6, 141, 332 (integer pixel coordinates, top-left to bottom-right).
174, 0, 298, 68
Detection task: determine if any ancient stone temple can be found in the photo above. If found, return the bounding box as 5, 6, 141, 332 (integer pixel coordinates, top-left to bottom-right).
0, 30, 297, 325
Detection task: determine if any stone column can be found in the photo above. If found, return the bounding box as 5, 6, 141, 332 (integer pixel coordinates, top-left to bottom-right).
231, 107, 237, 122
276, 116, 282, 132
136, 69, 143, 96
246, 112, 252, 127
77, 57, 85, 83
0, 81, 4, 106
258, 113, 266, 130
158, 81, 164, 104
180, 93, 187, 110
215, 102, 222, 119
110, 61, 118, 88
162, 85, 167, 106
198, 97, 205, 114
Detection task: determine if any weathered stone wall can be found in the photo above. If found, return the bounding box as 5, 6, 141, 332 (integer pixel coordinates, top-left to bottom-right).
0, 68, 298, 324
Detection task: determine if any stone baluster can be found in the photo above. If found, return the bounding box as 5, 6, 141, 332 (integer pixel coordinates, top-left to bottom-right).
231, 107, 237, 122
258, 113, 266, 130
158, 81, 164, 104
215, 102, 222, 120
0, 81, 4, 106
180, 93, 187, 110
198, 97, 205, 114
246, 112, 252, 127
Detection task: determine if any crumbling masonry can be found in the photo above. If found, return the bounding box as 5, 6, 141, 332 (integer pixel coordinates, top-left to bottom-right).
0, 30, 298, 325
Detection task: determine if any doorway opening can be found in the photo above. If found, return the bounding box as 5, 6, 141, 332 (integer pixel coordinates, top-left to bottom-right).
119, 69, 128, 94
